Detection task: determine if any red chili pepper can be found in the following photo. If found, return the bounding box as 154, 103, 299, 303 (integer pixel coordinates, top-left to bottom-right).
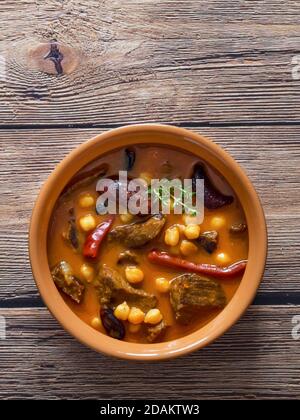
148, 250, 247, 279
83, 217, 115, 259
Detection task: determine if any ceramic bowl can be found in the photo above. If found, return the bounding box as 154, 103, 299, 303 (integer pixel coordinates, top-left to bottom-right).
29, 124, 267, 360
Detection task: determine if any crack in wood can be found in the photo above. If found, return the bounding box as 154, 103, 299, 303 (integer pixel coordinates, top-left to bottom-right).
0, 121, 300, 130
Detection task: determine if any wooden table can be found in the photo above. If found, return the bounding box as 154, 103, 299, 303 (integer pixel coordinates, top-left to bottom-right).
0, 1, 299, 400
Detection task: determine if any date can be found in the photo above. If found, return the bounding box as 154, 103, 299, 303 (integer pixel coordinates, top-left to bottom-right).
100, 307, 125, 340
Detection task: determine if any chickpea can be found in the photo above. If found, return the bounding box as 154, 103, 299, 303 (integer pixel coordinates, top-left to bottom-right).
79, 214, 97, 232
114, 302, 130, 321
164, 226, 180, 247
184, 224, 201, 240
91, 317, 102, 330
79, 194, 95, 208
128, 307, 145, 325
155, 277, 170, 293
211, 216, 226, 229
144, 309, 163, 325
120, 212, 134, 224
80, 263, 95, 283
180, 240, 198, 256
125, 266, 144, 284
216, 252, 231, 266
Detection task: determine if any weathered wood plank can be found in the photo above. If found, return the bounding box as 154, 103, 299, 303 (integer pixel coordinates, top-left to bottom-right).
0, 1, 300, 125
0, 126, 299, 301
0, 306, 299, 399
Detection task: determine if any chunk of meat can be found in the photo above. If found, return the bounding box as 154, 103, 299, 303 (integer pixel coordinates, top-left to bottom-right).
147, 320, 167, 343
230, 222, 247, 234
95, 265, 157, 312
51, 261, 85, 303
170, 274, 226, 324
117, 250, 139, 265
197, 230, 219, 254
108, 214, 166, 248
62, 208, 80, 251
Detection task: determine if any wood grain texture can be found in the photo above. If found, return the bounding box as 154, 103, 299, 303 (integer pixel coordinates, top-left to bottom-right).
0, 126, 299, 303
1, 0, 300, 400
1, 0, 300, 125
0, 306, 299, 399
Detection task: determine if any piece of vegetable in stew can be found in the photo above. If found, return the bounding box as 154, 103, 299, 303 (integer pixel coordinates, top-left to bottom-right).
48, 144, 249, 343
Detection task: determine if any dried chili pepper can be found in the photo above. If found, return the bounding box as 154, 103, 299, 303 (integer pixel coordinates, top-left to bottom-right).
148, 250, 247, 279
83, 216, 115, 259
192, 163, 233, 209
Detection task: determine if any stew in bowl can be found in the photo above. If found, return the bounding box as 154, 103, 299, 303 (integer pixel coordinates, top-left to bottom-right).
48, 144, 248, 344
30, 125, 267, 360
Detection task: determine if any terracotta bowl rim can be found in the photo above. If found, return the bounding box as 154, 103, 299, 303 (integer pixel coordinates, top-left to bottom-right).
29, 124, 268, 361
